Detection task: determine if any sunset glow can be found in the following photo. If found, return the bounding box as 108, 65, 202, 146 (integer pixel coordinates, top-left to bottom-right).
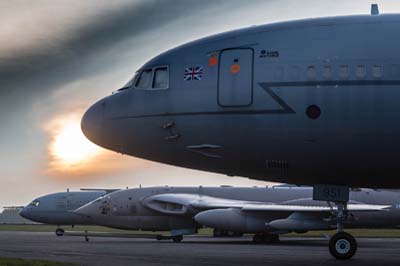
50, 117, 101, 165
43, 112, 139, 180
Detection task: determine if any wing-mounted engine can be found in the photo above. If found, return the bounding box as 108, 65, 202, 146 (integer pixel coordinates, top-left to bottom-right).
141, 195, 190, 215
141, 193, 214, 215
267, 212, 330, 231
141, 193, 261, 215
194, 202, 390, 233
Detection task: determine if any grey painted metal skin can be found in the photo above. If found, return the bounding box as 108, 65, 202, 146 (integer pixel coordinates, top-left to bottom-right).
82, 12, 400, 188
75, 186, 400, 233
20, 191, 107, 225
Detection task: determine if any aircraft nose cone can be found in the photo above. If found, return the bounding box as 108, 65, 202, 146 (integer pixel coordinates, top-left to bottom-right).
81, 100, 105, 144
19, 207, 30, 220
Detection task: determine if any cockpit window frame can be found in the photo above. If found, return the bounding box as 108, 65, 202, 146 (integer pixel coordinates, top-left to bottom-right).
30, 200, 40, 207
152, 66, 170, 90
133, 65, 169, 91
135, 68, 153, 89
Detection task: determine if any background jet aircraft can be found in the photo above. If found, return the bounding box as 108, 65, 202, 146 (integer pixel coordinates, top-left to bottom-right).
20, 190, 114, 235
75, 186, 396, 247
80, 5, 399, 258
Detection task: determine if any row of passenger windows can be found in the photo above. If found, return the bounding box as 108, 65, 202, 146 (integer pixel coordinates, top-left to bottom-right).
300, 64, 385, 80
132, 66, 169, 90
122, 64, 389, 91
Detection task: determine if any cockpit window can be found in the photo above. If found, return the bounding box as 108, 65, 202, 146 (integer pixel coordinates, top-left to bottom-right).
135, 69, 152, 89
30, 200, 40, 207
122, 73, 138, 89
134, 66, 169, 90
152, 67, 169, 89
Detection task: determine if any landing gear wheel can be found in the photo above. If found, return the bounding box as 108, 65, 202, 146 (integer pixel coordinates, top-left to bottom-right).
253, 234, 265, 244
213, 228, 223, 237
329, 232, 357, 260
172, 235, 183, 243
252, 233, 279, 244
55, 228, 64, 237
265, 234, 279, 243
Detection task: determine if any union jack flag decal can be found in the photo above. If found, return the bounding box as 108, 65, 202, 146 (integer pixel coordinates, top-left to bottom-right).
184, 66, 204, 81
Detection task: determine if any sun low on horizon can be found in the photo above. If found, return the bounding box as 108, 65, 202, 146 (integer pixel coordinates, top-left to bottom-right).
43, 112, 106, 177
42, 111, 141, 180
51, 119, 100, 165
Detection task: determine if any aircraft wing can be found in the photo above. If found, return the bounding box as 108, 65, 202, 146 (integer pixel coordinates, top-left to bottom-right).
141, 193, 390, 215
240, 204, 389, 212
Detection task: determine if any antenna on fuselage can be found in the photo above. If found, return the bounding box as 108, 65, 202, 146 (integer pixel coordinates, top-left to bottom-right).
371, 4, 379, 15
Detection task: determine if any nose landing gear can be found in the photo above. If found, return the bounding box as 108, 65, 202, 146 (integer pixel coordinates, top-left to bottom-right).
313, 185, 356, 260
55, 228, 65, 237
329, 231, 357, 260
328, 202, 357, 260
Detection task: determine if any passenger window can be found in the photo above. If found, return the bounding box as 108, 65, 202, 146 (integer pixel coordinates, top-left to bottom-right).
390, 65, 400, 77
306, 66, 316, 80
273, 66, 284, 80
289, 66, 300, 80
372, 65, 383, 78
152, 67, 169, 89
322, 66, 332, 79
136, 69, 152, 89
356, 65, 366, 79
339, 65, 349, 79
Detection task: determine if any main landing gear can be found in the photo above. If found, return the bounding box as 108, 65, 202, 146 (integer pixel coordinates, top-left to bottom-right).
252, 233, 279, 244
156, 234, 183, 243
313, 185, 357, 260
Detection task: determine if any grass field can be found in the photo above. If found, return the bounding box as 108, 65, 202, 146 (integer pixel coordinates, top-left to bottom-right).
1, 224, 400, 238
0, 257, 70, 266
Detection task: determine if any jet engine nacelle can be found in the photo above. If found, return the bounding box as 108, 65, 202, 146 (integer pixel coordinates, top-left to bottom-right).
194, 208, 266, 232
267, 218, 329, 231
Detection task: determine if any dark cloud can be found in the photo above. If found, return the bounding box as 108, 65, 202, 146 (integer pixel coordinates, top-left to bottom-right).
0, 0, 236, 93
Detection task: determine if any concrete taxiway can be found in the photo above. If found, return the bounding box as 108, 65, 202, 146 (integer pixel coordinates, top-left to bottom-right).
1, 231, 400, 266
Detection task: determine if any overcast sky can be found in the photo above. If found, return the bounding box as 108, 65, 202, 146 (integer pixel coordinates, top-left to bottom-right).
1, 0, 400, 209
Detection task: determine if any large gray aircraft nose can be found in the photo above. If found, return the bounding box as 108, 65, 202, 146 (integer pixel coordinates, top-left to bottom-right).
81, 100, 105, 144
19, 207, 30, 220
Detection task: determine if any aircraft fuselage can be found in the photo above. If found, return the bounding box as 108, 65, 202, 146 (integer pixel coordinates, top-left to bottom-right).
82, 14, 400, 188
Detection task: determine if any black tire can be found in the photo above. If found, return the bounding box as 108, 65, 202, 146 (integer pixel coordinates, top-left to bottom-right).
226, 230, 235, 237
233, 232, 244, 237
213, 229, 222, 237
252, 234, 265, 244
269, 234, 280, 243
172, 235, 183, 243
329, 232, 357, 260
55, 228, 64, 237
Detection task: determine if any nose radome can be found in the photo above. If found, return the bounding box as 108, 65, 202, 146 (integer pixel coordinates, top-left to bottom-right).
19, 207, 30, 220
81, 99, 105, 144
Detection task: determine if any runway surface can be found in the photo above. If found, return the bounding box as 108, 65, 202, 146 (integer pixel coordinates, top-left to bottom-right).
1, 231, 400, 266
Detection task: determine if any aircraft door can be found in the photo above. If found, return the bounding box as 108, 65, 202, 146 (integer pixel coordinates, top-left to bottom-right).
218, 48, 253, 107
